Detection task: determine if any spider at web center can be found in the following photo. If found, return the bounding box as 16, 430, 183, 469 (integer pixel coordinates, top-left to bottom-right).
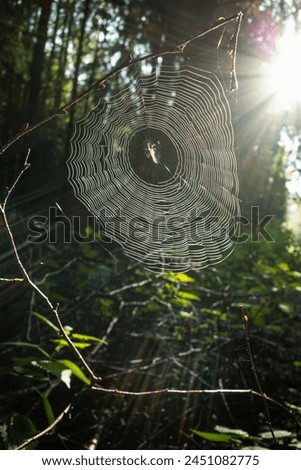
128, 128, 179, 184
145, 140, 160, 164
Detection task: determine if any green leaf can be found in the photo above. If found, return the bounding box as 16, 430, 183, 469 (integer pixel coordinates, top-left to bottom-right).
37, 391, 55, 425
284, 402, 301, 414
31, 359, 91, 387
172, 297, 189, 307
292, 360, 301, 368
289, 271, 301, 278
71, 333, 108, 345
292, 284, 301, 292
278, 303, 292, 314
12, 356, 43, 367
32, 311, 60, 334
0, 424, 8, 444
179, 311, 194, 319
58, 359, 91, 385
166, 272, 195, 283
31, 359, 72, 388
241, 445, 268, 450
200, 308, 227, 320
177, 291, 200, 301
175, 273, 195, 283
288, 440, 301, 449
259, 430, 293, 439
2, 342, 49, 358
215, 425, 249, 438
230, 302, 253, 309
52, 339, 93, 349
277, 262, 289, 272
190, 429, 232, 442
259, 263, 278, 275
4, 415, 37, 449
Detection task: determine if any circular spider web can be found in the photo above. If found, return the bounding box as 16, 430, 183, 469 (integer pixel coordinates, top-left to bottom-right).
67, 60, 240, 273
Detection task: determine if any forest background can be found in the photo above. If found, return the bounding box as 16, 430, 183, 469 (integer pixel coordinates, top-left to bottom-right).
0, 0, 301, 450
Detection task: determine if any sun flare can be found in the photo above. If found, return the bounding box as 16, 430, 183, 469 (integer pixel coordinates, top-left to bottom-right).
264, 31, 301, 109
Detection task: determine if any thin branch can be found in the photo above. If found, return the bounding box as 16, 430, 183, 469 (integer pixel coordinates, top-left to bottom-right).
0, 12, 243, 157
92, 385, 263, 398
241, 311, 278, 446
53, 307, 101, 383
15, 403, 72, 450
90, 316, 118, 357
1, 149, 31, 210
228, 11, 243, 92
91, 383, 295, 422
86, 424, 103, 450
108, 278, 153, 296
15, 383, 297, 450
35, 257, 78, 285
0, 153, 101, 384
0, 277, 24, 282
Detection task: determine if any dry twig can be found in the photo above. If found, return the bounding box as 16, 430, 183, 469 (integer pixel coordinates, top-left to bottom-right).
241, 311, 278, 447
0, 12, 243, 157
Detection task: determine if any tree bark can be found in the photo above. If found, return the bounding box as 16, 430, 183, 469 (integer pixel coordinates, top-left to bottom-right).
27, 0, 53, 122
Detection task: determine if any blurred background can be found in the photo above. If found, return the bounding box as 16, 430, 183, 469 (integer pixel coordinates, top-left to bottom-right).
0, 0, 301, 450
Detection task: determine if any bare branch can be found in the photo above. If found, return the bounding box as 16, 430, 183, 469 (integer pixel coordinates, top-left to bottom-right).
0, 153, 101, 384
228, 11, 243, 92
241, 311, 278, 447
91, 383, 294, 420
16, 403, 72, 450
0, 12, 243, 157
108, 278, 153, 296
1, 149, 31, 210
91, 385, 262, 398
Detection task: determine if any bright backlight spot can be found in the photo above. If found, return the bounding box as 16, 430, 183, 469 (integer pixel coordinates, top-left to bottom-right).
264, 32, 301, 109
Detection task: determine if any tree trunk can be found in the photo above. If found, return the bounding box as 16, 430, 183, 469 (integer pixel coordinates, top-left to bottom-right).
26, 0, 53, 122
55, 0, 75, 109
66, 0, 91, 148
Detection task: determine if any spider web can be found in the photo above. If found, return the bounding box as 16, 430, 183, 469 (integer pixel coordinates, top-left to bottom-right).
67, 59, 240, 273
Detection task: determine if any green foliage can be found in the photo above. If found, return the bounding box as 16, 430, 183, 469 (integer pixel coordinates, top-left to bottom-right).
0, 308, 108, 448
31, 359, 90, 388
191, 425, 301, 450
37, 391, 55, 426
1, 415, 37, 450
1, 211, 301, 450
13, 220, 301, 447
